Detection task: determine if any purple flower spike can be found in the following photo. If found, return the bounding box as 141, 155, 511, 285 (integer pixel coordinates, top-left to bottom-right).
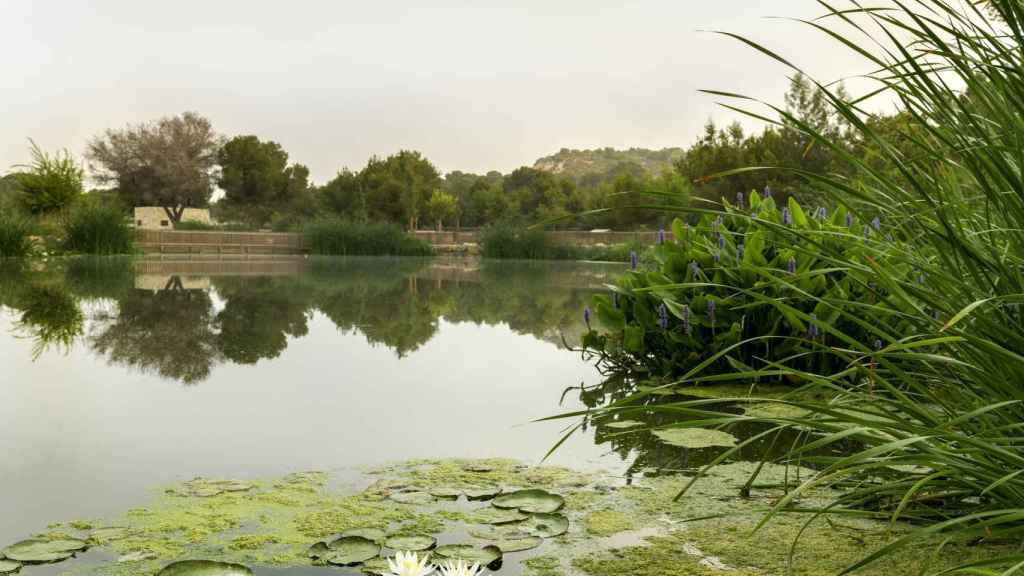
863, 224, 871, 242
816, 207, 827, 221
782, 207, 792, 226
630, 251, 638, 270
711, 217, 720, 238
787, 256, 797, 275
682, 304, 691, 335
736, 191, 745, 208
713, 250, 721, 264
612, 291, 620, 309
872, 216, 882, 231
917, 272, 925, 285
707, 300, 716, 323
584, 306, 591, 329
808, 313, 819, 338
737, 244, 745, 260
845, 212, 854, 228
763, 185, 772, 199
657, 303, 669, 329
874, 339, 883, 351
658, 229, 666, 245
718, 235, 726, 250
690, 261, 700, 277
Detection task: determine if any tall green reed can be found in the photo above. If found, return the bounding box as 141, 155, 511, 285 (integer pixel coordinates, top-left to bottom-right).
552, 1, 1024, 573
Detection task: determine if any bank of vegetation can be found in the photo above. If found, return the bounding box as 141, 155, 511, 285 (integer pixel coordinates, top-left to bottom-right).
569, 0, 1024, 573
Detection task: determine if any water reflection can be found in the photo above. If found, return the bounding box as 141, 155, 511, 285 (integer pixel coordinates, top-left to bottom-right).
0, 257, 621, 384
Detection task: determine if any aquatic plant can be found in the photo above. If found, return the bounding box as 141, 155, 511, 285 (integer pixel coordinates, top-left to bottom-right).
581, 195, 906, 379
439, 559, 483, 576
389, 551, 435, 576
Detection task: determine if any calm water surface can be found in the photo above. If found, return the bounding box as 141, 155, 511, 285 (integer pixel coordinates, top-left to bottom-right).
1, 256, 633, 546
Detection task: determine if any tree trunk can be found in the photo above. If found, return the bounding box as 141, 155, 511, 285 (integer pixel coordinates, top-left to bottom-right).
163, 205, 186, 223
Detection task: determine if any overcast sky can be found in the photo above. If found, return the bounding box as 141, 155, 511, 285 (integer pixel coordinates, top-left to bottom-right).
1, 1, 876, 184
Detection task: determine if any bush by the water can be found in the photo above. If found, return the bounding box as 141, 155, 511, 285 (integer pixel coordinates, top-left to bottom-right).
584, 195, 907, 379
61, 202, 134, 255
481, 223, 642, 262
0, 215, 34, 258
303, 220, 433, 256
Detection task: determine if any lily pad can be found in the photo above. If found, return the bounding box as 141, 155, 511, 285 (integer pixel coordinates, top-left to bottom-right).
341, 528, 386, 543
326, 536, 381, 565
389, 491, 434, 505
492, 489, 564, 514
517, 513, 569, 538
0, 560, 21, 574
429, 487, 463, 500
468, 507, 529, 525
157, 560, 253, 576
604, 420, 644, 429
307, 541, 330, 559
464, 486, 502, 501
652, 427, 737, 449
433, 544, 502, 568
360, 556, 394, 575
494, 536, 543, 552
384, 535, 436, 552
3, 539, 88, 563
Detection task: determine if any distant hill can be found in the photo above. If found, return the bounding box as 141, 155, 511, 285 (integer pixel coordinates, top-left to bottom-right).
533, 147, 684, 183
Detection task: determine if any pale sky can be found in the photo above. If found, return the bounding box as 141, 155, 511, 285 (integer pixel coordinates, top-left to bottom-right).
1, 1, 875, 184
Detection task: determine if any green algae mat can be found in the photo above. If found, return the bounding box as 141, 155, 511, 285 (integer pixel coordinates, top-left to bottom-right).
4, 459, 1013, 576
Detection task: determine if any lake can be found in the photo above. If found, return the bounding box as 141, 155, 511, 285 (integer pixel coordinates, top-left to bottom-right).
0, 256, 634, 549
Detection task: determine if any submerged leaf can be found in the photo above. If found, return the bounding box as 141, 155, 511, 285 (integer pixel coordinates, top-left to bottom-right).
0, 560, 21, 574
156, 560, 253, 576
468, 507, 529, 525
389, 491, 435, 505
491, 489, 565, 514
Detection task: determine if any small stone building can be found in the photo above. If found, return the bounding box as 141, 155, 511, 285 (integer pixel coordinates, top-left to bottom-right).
134, 207, 212, 229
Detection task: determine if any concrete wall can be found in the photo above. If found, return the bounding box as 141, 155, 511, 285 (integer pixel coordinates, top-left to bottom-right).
134, 207, 212, 230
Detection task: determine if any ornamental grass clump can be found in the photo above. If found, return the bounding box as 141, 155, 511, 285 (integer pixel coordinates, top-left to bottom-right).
0, 214, 34, 259
61, 201, 134, 255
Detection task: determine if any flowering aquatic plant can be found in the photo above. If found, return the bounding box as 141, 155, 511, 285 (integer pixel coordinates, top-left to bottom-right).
388, 551, 435, 576
438, 560, 483, 576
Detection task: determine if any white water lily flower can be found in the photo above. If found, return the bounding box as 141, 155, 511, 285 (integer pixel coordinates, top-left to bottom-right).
439, 559, 484, 576
388, 550, 435, 576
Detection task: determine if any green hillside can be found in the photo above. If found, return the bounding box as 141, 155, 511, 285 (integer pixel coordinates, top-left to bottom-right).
532, 147, 684, 184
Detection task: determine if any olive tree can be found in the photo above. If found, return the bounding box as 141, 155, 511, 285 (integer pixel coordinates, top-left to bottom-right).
86, 112, 222, 223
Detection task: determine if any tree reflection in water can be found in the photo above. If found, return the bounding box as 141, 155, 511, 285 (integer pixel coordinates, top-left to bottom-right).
0, 257, 620, 384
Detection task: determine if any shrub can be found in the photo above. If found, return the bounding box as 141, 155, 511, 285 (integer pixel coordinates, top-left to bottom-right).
0, 214, 34, 259
480, 223, 578, 260
15, 140, 83, 214
303, 219, 433, 256
583, 195, 907, 379
62, 201, 134, 255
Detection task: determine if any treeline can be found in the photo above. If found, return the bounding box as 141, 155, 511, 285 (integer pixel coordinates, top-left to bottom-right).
1, 72, 908, 234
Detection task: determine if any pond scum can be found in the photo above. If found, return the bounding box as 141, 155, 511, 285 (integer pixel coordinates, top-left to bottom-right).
5, 459, 1010, 576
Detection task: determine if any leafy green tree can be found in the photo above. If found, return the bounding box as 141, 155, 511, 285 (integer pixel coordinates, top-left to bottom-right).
425, 189, 458, 230
86, 112, 222, 223
216, 135, 310, 227
360, 150, 441, 229
318, 169, 366, 220
14, 140, 84, 214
